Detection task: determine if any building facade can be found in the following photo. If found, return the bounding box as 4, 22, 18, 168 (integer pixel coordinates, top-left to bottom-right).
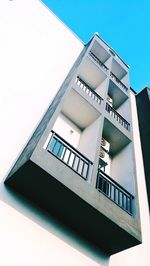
1, 1, 149, 266
136, 87, 150, 208
5, 13, 141, 257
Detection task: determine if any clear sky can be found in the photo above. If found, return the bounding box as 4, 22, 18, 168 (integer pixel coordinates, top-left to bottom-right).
42, 0, 150, 92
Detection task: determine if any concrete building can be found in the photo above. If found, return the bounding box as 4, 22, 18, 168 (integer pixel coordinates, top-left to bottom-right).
136, 88, 150, 208
0, 1, 149, 266
4, 0, 142, 256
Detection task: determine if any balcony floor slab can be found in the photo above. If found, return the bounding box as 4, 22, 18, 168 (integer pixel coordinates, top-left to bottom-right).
5, 157, 141, 255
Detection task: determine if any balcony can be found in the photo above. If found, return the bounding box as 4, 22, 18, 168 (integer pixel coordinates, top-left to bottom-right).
79, 52, 107, 89
103, 118, 131, 156
75, 76, 103, 105
105, 102, 130, 131
46, 130, 93, 180
89, 51, 109, 72
97, 169, 134, 215
108, 79, 128, 109
110, 72, 128, 92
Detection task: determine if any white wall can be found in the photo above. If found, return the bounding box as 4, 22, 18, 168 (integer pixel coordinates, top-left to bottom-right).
0, 1, 109, 266
95, 79, 108, 99
1, 1, 149, 266
116, 99, 131, 124
121, 73, 130, 87
103, 153, 111, 176
111, 143, 135, 195
104, 57, 112, 70
78, 117, 101, 161
53, 113, 81, 148
0, 0, 83, 177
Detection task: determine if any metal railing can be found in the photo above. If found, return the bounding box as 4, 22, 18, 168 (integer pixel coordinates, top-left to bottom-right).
106, 102, 130, 130
110, 72, 128, 92
96, 170, 134, 215
89, 51, 109, 72
75, 77, 103, 105
47, 131, 93, 180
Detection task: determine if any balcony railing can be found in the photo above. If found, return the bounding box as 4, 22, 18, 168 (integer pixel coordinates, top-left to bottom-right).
75, 76, 103, 105
106, 102, 130, 130
96, 170, 134, 215
89, 51, 109, 72
47, 131, 93, 180
110, 72, 128, 92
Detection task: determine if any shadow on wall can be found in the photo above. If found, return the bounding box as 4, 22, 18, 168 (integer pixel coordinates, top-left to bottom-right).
0, 181, 109, 266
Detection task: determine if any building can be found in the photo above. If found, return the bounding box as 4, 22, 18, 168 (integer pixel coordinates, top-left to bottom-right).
136, 87, 150, 208
1, 1, 149, 266
5, 1, 141, 257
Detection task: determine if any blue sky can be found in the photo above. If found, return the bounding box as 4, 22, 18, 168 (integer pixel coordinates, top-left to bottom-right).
42, 0, 150, 92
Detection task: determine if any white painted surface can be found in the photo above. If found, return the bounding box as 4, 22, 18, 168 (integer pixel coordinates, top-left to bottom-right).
53, 113, 81, 148
111, 143, 135, 195
116, 98, 131, 124
78, 117, 101, 161
121, 73, 130, 88
95, 79, 108, 99
79, 56, 107, 89
0, 0, 83, 177
0, 1, 109, 266
0, 1, 149, 266
62, 89, 100, 129
101, 151, 111, 175
111, 58, 128, 81
100, 138, 111, 175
